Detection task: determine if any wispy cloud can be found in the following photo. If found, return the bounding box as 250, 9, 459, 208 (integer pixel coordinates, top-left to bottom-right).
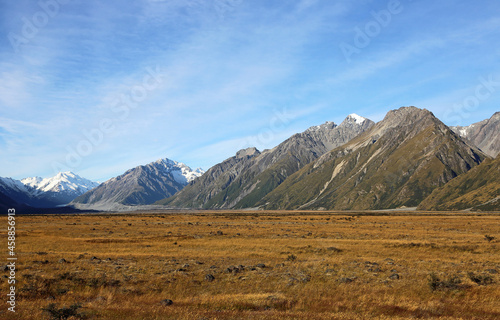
1, 0, 499, 180
327, 38, 445, 85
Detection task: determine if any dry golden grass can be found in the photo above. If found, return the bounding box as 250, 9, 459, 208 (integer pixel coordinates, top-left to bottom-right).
1, 210, 499, 319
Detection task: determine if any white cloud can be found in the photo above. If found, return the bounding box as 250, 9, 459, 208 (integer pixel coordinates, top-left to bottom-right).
1, 0, 500, 180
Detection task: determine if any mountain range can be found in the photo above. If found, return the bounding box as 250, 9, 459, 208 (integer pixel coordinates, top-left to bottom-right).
257, 107, 486, 210
2, 107, 498, 212
158, 114, 375, 209
157, 107, 497, 211
71, 159, 204, 210
0, 172, 98, 208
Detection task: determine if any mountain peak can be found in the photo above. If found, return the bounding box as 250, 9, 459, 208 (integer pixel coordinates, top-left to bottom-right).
150, 158, 204, 184
377, 107, 436, 132
489, 111, 500, 122
154, 158, 178, 167
305, 121, 337, 132
57, 171, 77, 179
384, 106, 432, 120
338, 114, 371, 128
450, 111, 500, 157
236, 147, 260, 159
21, 176, 43, 187
346, 113, 366, 123
194, 167, 204, 174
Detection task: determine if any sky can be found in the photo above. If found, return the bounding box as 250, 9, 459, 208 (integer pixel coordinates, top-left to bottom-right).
1, 0, 499, 182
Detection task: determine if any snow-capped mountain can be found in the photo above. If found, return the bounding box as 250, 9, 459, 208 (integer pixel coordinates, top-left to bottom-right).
451, 112, 500, 157
22, 172, 98, 194
0, 177, 32, 194
71, 158, 205, 209
0, 177, 36, 206
153, 159, 205, 185
0, 172, 99, 208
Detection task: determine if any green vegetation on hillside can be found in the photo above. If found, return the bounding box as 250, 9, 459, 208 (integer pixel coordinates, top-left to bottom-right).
418, 155, 500, 211
260, 109, 486, 210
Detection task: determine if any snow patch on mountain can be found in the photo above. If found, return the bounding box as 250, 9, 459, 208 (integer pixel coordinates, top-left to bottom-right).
306, 114, 368, 134
452, 123, 477, 139
21, 176, 43, 188
345, 113, 367, 124
153, 158, 205, 184
458, 127, 468, 137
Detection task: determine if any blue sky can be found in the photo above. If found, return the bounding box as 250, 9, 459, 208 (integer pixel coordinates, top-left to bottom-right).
1, 0, 499, 181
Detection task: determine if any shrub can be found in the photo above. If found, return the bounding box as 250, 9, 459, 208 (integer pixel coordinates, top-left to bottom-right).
287, 254, 297, 261
20, 275, 57, 298
484, 235, 495, 242
428, 273, 463, 291
468, 272, 494, 285
42, 303, 85, 320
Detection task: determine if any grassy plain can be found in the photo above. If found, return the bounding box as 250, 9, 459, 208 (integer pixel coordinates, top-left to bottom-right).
1, 210, 499, 319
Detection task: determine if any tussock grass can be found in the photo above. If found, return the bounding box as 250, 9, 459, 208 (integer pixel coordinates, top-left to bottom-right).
1, 211, 499, 319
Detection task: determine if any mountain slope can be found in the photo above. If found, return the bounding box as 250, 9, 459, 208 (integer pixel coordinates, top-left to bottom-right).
157, 147, 262, 208
71, 158, 204, 209
418, 155, 500, 211
259, 107, 487, 210
451, 111, 500, 157
0, 190, 20, 212
233, 115, 375, 209
159, 114, 374, 209
0, 177, 44, 207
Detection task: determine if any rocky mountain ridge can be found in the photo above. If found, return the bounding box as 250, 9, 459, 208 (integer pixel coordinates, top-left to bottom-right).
451, 112, 500, 157
158, 113, 375, 209
258, 107, 487, 210
71, 158, 204, 210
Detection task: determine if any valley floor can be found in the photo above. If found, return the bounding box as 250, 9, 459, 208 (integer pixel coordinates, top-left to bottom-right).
2, 210, 499, 319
